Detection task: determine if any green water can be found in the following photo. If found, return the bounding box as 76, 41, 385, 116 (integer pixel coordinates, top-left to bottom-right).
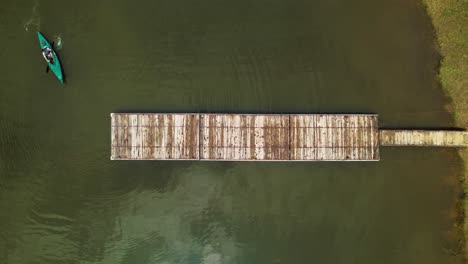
0, 0, 464, 263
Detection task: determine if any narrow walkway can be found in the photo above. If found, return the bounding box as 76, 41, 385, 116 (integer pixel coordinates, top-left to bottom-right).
380, 130, 468, 147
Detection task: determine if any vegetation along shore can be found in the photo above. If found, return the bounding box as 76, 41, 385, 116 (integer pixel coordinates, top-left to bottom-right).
423, 0, 467, 259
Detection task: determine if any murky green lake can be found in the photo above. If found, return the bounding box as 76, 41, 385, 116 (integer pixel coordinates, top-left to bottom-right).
0, 0, 464, 263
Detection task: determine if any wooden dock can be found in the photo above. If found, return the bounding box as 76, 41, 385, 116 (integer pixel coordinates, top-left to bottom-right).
380, 130, 468, 147
111, 113, 468, 161
111, 113, 380, 161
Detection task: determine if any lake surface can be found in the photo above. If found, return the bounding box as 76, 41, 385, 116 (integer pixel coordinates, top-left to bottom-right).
0, 0, 464, 263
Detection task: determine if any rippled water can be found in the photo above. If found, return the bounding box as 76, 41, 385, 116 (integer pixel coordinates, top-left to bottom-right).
0, 0, 464, 263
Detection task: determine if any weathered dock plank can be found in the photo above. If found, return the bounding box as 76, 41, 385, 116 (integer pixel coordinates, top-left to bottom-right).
289, 114, 379, 161
380, 130, 468, 147
199, 114, 290, 160
111, 113, 199, 160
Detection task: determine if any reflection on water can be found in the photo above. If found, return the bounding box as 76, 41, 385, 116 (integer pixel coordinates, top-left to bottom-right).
0, 0, 463, 263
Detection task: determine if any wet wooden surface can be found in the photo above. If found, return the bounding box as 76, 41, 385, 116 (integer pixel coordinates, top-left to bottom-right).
380, 130, 468, 147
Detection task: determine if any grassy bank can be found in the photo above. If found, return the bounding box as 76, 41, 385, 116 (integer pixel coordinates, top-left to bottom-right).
422, 0, 467, 260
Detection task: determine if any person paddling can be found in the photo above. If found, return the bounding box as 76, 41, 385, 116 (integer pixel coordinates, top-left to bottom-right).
42, 47, 54, 64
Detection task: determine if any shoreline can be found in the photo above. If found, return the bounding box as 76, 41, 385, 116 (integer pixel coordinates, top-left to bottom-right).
422, 0, 467, 260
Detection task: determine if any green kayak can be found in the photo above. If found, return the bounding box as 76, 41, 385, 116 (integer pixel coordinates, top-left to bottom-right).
37, 32, 64, 83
